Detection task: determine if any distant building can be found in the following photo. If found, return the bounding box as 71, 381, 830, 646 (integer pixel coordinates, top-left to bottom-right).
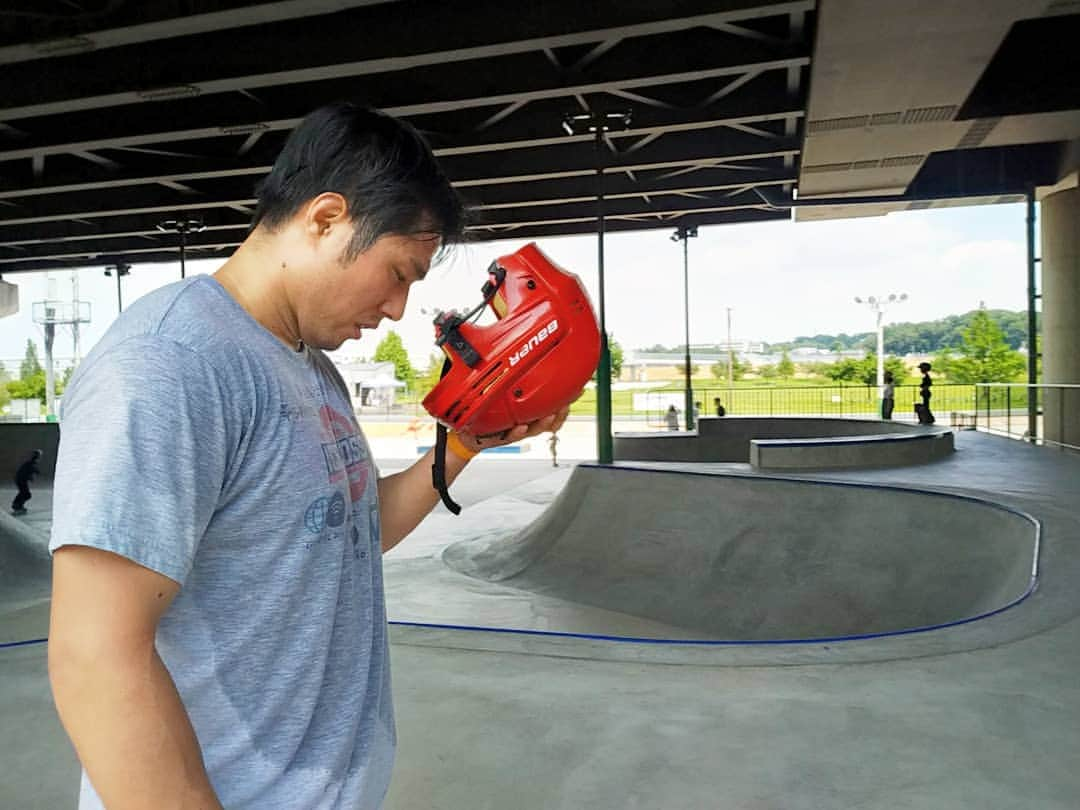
332, 359, 405, 409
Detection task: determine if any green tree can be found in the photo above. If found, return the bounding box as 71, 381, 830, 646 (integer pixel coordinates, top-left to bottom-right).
416, 353, 446, 398
932, 348, 955, 380
731, 356, 749, 381
945, 308, 1026, 383
824, 357, 862, 383
0, 365, 10, 411
758, 364, 779, 379
799, 361, 832, 378
607, 334, 624, 380
7, 370, 46, 403
855, 353, 908, 387
710, 356, 749, 382
777, 349, 795, 379
825, 354, 905, 385
373, 331, 415, 389
594, 334, 623, 381
678, 361, 700, 377
20, 339, 42, 380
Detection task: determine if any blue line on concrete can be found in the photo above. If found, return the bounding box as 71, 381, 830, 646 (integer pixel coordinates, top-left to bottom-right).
389, 578, 1039, 646
5, 577, 1039, 653
0, 637, 47, 649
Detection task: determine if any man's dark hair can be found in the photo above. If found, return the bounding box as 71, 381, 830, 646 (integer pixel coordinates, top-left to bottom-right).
253, 102, 465, 260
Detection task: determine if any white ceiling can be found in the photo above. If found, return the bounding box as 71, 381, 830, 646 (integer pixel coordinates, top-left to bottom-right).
796, 0, 1075, 219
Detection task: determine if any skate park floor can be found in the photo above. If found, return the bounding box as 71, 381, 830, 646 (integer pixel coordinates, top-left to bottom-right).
4, 432, 1080, 808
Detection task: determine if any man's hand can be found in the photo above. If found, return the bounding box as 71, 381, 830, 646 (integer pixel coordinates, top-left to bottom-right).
452, 400, 576, 456
377, 397, 578, 551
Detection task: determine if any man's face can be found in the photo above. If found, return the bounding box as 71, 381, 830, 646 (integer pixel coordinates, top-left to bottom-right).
297, 228, 439, 350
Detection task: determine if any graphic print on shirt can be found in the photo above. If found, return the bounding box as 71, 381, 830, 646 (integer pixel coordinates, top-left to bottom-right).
319, 405, 370, 502
302, 405, 372, 549
304, 490, 347, 535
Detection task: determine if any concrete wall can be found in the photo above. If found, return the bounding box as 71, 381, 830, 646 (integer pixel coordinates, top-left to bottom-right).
1041, 186, 1080, 449
614, 417, 932, 465
443, 465, 1038, 641
0, 423, 60, 480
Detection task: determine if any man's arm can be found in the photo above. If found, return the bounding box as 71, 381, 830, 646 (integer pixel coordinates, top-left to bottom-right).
377, 408, 569, 552
49, 546, 224, 810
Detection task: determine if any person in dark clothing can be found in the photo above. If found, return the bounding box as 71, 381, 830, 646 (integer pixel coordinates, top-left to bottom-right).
12, 449, 42, 515
713, 397, 726, 417
916, 362, 935, 424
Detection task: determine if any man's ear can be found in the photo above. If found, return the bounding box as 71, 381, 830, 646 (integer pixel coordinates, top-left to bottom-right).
303, 192, 349, 240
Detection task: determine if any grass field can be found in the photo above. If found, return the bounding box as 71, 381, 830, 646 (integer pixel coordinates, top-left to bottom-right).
396, 378, 984, 421
568, 381, 981, 421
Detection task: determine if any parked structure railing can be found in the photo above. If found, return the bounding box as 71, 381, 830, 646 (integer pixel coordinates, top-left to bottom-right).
642, 384, 977, 427
973, 384, 1080, 452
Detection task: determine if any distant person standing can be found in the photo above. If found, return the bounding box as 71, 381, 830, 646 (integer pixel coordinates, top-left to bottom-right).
11, 449, 41, 515
917, 362, 935, 424
713, 397, 726, 417
665, 404, 680, 430
881, 371, 895, 420
548, 431, 559, 467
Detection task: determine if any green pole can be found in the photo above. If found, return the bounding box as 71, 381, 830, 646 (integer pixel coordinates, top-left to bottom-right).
1026, 189, 1038, 443
675, 225, 697, 430
594, 126, 613, 464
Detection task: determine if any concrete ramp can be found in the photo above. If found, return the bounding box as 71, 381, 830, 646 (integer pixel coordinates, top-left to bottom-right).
443, 465, 1038, 641
0, 511, 52, 645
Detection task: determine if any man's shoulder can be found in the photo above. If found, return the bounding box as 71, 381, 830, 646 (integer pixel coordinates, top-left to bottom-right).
73, 278, 267, 387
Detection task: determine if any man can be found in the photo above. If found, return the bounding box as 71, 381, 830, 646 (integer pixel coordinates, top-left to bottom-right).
48, 103, 568, 810
11, 448, 41, 515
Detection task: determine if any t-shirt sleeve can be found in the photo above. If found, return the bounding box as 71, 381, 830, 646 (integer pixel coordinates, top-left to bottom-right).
50, 336, 236, 585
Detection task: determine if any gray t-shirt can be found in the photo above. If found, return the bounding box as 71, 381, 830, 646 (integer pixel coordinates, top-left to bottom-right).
50, 276, 394, 809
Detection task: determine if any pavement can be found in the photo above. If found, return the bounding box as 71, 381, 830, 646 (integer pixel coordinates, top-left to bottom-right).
4, 430, 1080, 809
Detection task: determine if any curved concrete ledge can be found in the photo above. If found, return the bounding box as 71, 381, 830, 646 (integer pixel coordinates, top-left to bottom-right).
751, 429, 955, 470
440, 465, 1038, 644
614, 416, 954, 470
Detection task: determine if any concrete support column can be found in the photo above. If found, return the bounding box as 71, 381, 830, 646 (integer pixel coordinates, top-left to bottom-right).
1040, 186, 1080, 449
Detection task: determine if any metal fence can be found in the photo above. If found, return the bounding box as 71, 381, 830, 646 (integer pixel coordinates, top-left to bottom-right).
642, 384, 979, 427
973, 384, 1080, 452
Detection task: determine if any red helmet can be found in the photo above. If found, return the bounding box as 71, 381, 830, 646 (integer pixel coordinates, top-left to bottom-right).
422, 243, 600, 437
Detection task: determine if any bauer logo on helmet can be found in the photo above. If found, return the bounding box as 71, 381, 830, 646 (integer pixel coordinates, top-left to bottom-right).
509, 319, 559, 367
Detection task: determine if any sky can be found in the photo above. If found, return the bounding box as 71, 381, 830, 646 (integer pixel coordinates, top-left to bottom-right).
0, 201, 1031, 373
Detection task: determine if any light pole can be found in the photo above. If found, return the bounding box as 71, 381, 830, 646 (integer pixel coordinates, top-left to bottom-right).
854, 293, 908, 389
726, 307, 734, 404
157, 218, 206, 279
104, 262, 131, 313
671, 224, 698, 430
562, 110, 631, 463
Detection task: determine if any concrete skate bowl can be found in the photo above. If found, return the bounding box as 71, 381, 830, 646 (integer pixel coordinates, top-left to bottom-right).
0, 512, 52, 646
442, 465, 1039, 643
614, 417, 954, 470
